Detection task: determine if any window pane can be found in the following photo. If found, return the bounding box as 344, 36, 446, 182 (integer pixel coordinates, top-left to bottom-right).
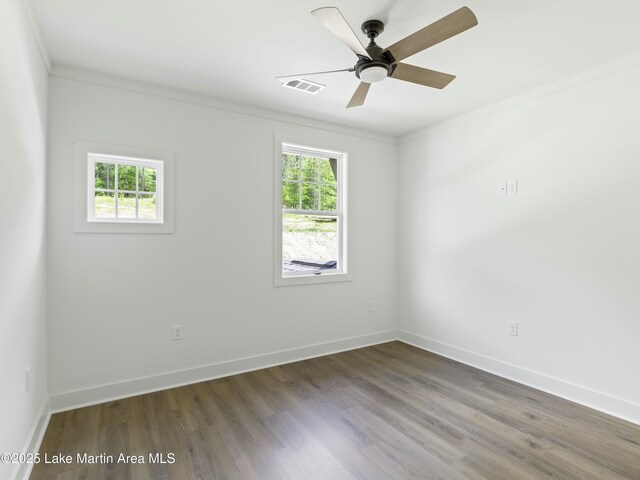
138, 167, 157, 192
138, 193, 157, 219
118, 192, 136, 218
301, 156, 317, 181
118, 165, 137, 191
301, 183, 318, 210
282, 181, 300, 209
95, 162, 116, 190
282, 214, 338, 272
94, 192, 115, 218
320, 184, 337, 211
318, 158, 337, 183
281, 154, 300, 181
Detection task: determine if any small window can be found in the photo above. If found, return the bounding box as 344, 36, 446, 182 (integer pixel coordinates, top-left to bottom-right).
87, 153, 164, 223
276, 141, 349, 285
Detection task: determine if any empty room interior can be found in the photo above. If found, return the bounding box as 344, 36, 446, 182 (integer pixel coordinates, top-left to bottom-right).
3, 0, 640, 479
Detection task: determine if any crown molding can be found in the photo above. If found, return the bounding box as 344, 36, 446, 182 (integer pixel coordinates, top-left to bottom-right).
19, 0, 51, 73
50, 65, 398, 145
400, 52, 640, 144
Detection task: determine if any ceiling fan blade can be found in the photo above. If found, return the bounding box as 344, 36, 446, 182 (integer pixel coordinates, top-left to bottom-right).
346, 82, 370, 108
385, 6, 478, 62
312, 7, 370, 58
391, 63, 455, 89
276, 68, 353, 80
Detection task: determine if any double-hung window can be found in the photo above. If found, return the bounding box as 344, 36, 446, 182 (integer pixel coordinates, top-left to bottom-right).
87, 153, 164, 223
276, 141, 349, 285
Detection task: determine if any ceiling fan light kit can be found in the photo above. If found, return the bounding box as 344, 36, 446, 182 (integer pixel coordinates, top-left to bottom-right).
278, 6, 478, 108
358, 65, 389, 83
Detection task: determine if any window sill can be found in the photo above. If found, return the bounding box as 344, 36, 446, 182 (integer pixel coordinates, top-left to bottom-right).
88, 218, 164, 225
274, 271, 352, 287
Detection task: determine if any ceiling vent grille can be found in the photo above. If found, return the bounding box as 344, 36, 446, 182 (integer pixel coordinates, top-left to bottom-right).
282, 78, 325, 95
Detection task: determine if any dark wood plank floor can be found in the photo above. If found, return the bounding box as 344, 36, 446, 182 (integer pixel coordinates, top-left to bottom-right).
31, 342, 640, 479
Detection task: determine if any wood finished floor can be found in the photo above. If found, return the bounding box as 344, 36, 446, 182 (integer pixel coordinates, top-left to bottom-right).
31, 342, 640, 480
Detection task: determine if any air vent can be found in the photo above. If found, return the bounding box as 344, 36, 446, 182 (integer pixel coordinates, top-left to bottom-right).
282, 78, 325, 95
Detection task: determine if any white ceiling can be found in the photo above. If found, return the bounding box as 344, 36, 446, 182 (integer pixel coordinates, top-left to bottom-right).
30, 0, 640, 137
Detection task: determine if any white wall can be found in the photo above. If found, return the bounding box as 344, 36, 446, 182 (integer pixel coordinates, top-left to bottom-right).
0, 1, 49, 478
47, 71, 398, 407
398, 59, 640, 423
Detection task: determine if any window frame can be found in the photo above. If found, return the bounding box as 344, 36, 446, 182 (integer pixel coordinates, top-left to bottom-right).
274, 136, 351, 287
73, 141, 175, 234
87, 153, 164, 224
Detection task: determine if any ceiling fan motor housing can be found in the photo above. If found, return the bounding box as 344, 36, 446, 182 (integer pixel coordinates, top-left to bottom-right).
356, 19, 395, 83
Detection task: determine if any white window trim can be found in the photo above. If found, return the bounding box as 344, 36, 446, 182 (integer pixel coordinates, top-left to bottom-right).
87, 153, 164, 224
274, 134, 352, 287
74, 141, 175, 234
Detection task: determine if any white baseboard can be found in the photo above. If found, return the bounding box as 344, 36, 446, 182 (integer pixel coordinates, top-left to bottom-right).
50, 330, 399, 412
398, 330, 640, 426
14, 398, 51, 480
44, 329, 639, 432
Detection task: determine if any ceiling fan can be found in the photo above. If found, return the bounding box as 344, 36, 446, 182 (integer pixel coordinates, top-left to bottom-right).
278, 6, 478, 108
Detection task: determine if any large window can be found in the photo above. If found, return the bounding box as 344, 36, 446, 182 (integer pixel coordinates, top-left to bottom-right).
87, 153, 164, 223
277, 142, 348, 284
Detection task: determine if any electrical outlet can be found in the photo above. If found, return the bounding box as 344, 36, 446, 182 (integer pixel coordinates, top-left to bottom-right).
25, 367, 31, 393
500, 180, 519, 196
508, 321, 518, 336
367, 301, 375, 312
172, 325, 183, 340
